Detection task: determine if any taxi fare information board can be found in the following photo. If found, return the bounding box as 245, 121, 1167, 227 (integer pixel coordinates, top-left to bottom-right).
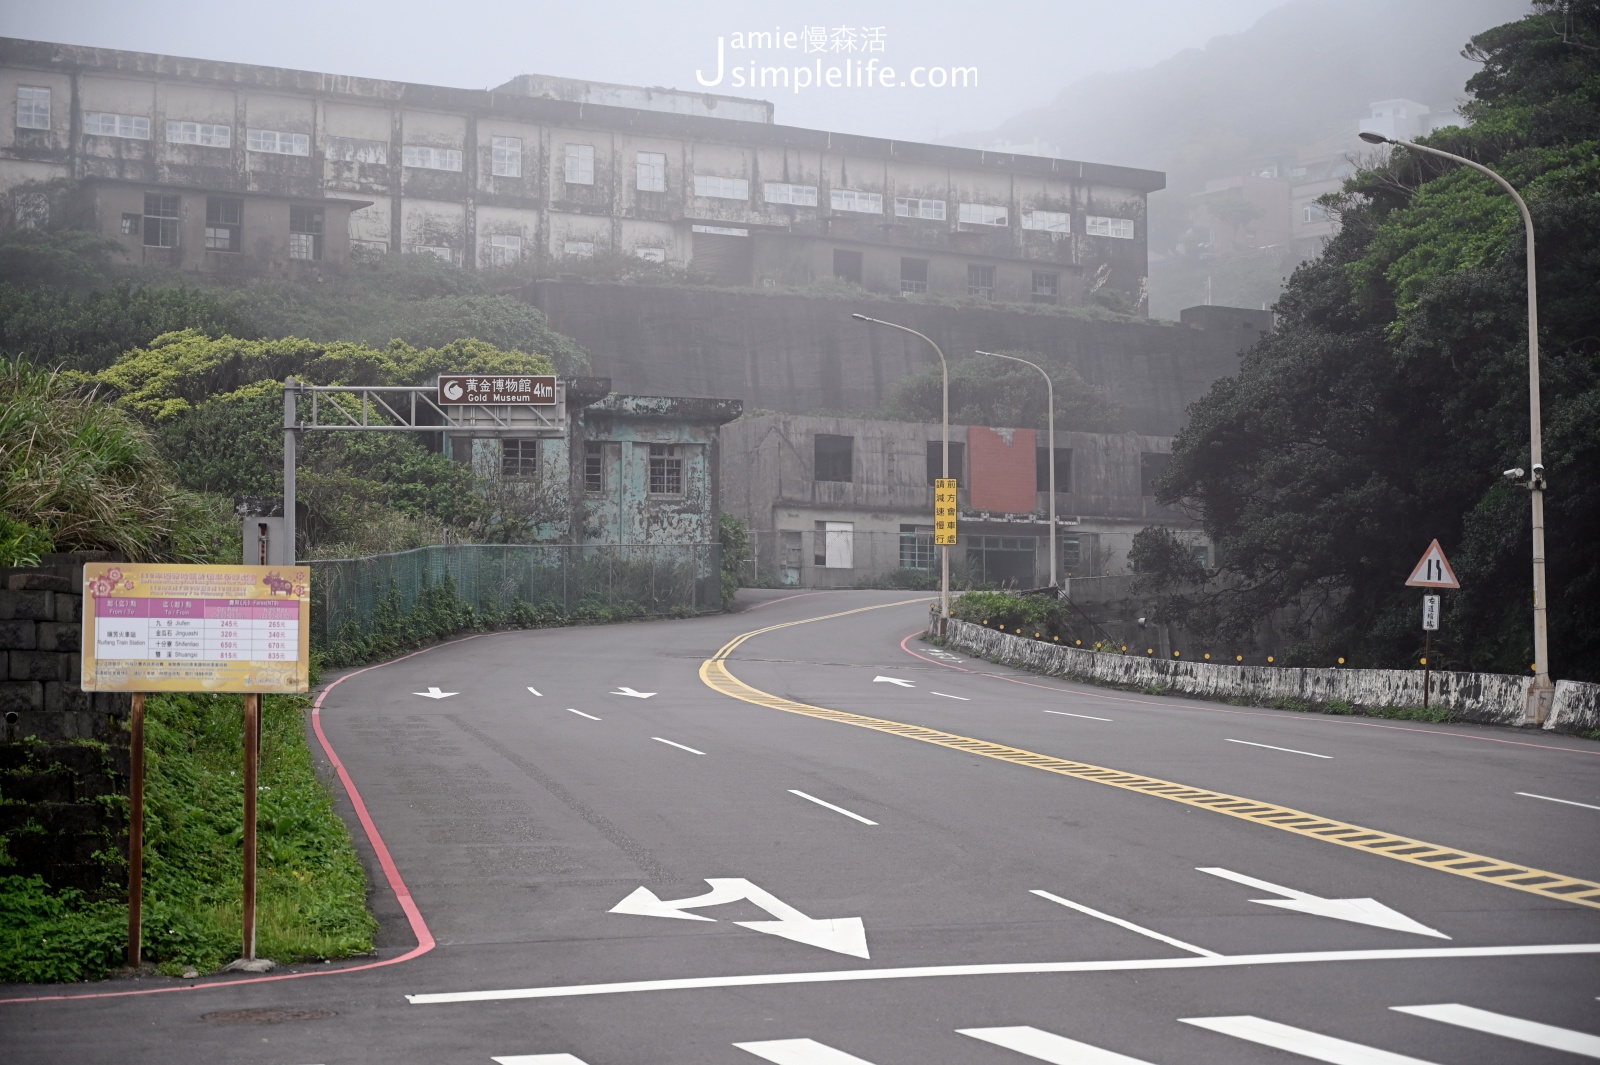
81, 563, 310, 694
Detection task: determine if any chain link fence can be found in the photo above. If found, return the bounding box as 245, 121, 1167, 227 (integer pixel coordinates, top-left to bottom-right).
308, 543, 721, 649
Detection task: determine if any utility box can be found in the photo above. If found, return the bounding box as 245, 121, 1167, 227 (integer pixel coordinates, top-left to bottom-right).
235, 496, 295, 566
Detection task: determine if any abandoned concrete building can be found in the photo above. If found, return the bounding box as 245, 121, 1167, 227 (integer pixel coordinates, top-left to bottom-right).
720, 413, 1203, 589
0, 37, 1161, 310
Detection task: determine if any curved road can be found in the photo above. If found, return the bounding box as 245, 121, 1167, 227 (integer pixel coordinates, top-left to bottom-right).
4, 589, 1599, 1064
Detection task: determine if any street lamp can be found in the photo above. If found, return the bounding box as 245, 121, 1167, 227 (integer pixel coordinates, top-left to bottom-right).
976, 350, 1059, 589
851, 313, 951, 631
1359, 129, 1552, 723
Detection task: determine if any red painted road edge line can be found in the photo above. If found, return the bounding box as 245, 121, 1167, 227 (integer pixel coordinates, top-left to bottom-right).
898, 630, 1598, 757
0, 633, 499, 1005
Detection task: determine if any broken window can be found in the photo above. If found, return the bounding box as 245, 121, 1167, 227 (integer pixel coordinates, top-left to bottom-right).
693, 174, 748, 200
1086, 215, 1135, 239
402, 145, 462, 171
1021, 209, 1070, 233
167, 121, 231, 147
926, 441, 965, 485
830, 188, 881, 213
503, 438, 540, 478
1031, 271, 1059, 304
563, 240, 595, 258
959, 202, 1008, 226
813, 434, 853, 483
491, 136, 522, 177
289, 205, 323, 261
584, 441, 605, 494
564, 143, 594, 185
1035, 447, 1072, 493
489, 233, 521, 266
142, 193, 179, 248
967, 263, 995, 299
894, 197, 945, 220
763, 182, 818, 206
900, 257, 929, 294
1140, 451, 1172, 495
16, 86, 50, 130
85, 112, 150, 139
648, 444, 683, 495
636, 152, 666, 192
831, 249, 862, 286
635, 247, 666, 263
814, 521, 854, 568
204, 197, 242, 252
247, 128, 308, 155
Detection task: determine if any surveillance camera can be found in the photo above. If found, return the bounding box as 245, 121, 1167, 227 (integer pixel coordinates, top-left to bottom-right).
1503, 468, 1525, 480
1532, 463, 1545, 477
1137, 617, 1147, 627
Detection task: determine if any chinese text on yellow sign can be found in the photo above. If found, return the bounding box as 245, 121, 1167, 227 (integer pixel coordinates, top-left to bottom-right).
81, 564, 310, 693
934, 478, 959, 546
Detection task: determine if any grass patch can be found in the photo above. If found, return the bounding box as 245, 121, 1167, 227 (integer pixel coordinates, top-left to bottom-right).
0, 688, 375, 983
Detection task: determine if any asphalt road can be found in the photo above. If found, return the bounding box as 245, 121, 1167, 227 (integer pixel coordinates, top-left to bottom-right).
5, 589, 1600, 1064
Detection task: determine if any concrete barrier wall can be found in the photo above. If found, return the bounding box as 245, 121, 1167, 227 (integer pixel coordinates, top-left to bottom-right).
938, 619, 1600, 735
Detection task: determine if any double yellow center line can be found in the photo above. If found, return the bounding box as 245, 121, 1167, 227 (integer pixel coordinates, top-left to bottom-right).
700, 599, 1600, 911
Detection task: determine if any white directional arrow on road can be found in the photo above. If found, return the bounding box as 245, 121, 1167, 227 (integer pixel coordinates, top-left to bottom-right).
610, 878, 870, 958
413, 687, 457, 699
610, 687, 656, 699
873, 676, 915, 687
1198, 867, 1449, 938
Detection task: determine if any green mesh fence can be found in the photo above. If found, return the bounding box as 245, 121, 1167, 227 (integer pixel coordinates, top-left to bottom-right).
307, 543, 721, 649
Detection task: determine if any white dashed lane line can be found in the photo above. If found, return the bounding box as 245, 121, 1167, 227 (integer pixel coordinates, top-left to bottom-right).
1225, 738, 1330, 759
652, 737, 706, 755
1516, 791, 1600, 812
1045, 711, 1112, 722
566, 708, 601, 721
789, 790, 878, 825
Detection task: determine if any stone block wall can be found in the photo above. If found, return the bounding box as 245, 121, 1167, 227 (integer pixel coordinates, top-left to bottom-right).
0, 553, 130, 896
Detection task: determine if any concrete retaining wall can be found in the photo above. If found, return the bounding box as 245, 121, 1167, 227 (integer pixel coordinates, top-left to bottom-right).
940, 619, 1600, 735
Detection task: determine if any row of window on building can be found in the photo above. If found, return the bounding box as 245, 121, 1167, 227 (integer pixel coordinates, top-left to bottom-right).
829, 251, 1063, 302
501, 440, 686, 496
124, 192, 325, 258
803, 522, 1101, 578
17, 86, 1134, 238
811, 434, 1174, 496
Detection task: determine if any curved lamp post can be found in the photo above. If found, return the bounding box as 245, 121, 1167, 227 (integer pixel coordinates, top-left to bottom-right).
1359, 129, 1551, 722
851, 313, 951, 631
976, 350, 1058, 589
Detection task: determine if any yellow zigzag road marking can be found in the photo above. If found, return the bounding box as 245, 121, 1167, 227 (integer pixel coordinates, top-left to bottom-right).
699, 599, 1600, 912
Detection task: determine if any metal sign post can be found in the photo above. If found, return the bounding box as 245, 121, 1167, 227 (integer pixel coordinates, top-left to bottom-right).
126, 692, 145, 968
1422, 594, 1440, 708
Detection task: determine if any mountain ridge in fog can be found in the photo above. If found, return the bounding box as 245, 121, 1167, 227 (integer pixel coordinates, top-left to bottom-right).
951, 0, 1529, 173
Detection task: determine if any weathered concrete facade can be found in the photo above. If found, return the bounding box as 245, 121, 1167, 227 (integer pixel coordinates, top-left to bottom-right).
721, 413, 1203, 588
0, 37, 1161, 308
527, 283, 1272, 435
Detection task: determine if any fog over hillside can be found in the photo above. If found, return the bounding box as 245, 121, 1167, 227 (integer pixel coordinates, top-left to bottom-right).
950, 0, 1530, 317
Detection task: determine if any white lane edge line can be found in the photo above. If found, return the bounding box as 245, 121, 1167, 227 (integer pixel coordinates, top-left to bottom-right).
930, 692, 970, 701
1392, 1003, 1600, 1055
492, 1055, 591, 1065
1044, 710, 1113, 722
652, 737, 706, 755
733, 1037, 879, 1064
1180, 1015, 1439, 1063
1516, 791, 1600, 812
1225, 738, 1331, 759
958, 1026, 1159, 1064
566, 708, 600, 721
788, 790, 878, 825
526, 687, 543, 696
404, 942, 1600, 1004
1030, 889, 1220, 958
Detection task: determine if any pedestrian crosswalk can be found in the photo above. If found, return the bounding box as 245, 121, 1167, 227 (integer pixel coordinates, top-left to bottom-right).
495, 1000, 1600, 1063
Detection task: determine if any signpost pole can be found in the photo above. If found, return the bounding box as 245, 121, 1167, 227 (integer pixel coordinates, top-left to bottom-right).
283, 379, 297, 565
126, 692, 145, 968
1423, 631, 1432, 709
242, 692, 260, 960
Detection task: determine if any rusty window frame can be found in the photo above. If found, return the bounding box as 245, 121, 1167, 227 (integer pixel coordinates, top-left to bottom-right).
648, 443, 683, 495
584, 441, 606, 494
503, 438, 541, 478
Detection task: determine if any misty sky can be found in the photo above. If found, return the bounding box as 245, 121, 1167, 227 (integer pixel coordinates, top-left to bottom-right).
3, 0, 1294, 143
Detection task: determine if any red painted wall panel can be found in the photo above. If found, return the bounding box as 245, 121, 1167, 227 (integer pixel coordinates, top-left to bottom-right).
968, 426, 1037, 514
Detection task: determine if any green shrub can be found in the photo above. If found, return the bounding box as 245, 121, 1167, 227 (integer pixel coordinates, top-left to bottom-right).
952, 589, 1077, 642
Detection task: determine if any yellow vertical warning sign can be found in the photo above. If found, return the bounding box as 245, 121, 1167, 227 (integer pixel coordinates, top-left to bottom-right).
934, 478, 959, 546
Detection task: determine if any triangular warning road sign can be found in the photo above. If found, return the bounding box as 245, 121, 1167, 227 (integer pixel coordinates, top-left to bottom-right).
1405, 539, 1460, 589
